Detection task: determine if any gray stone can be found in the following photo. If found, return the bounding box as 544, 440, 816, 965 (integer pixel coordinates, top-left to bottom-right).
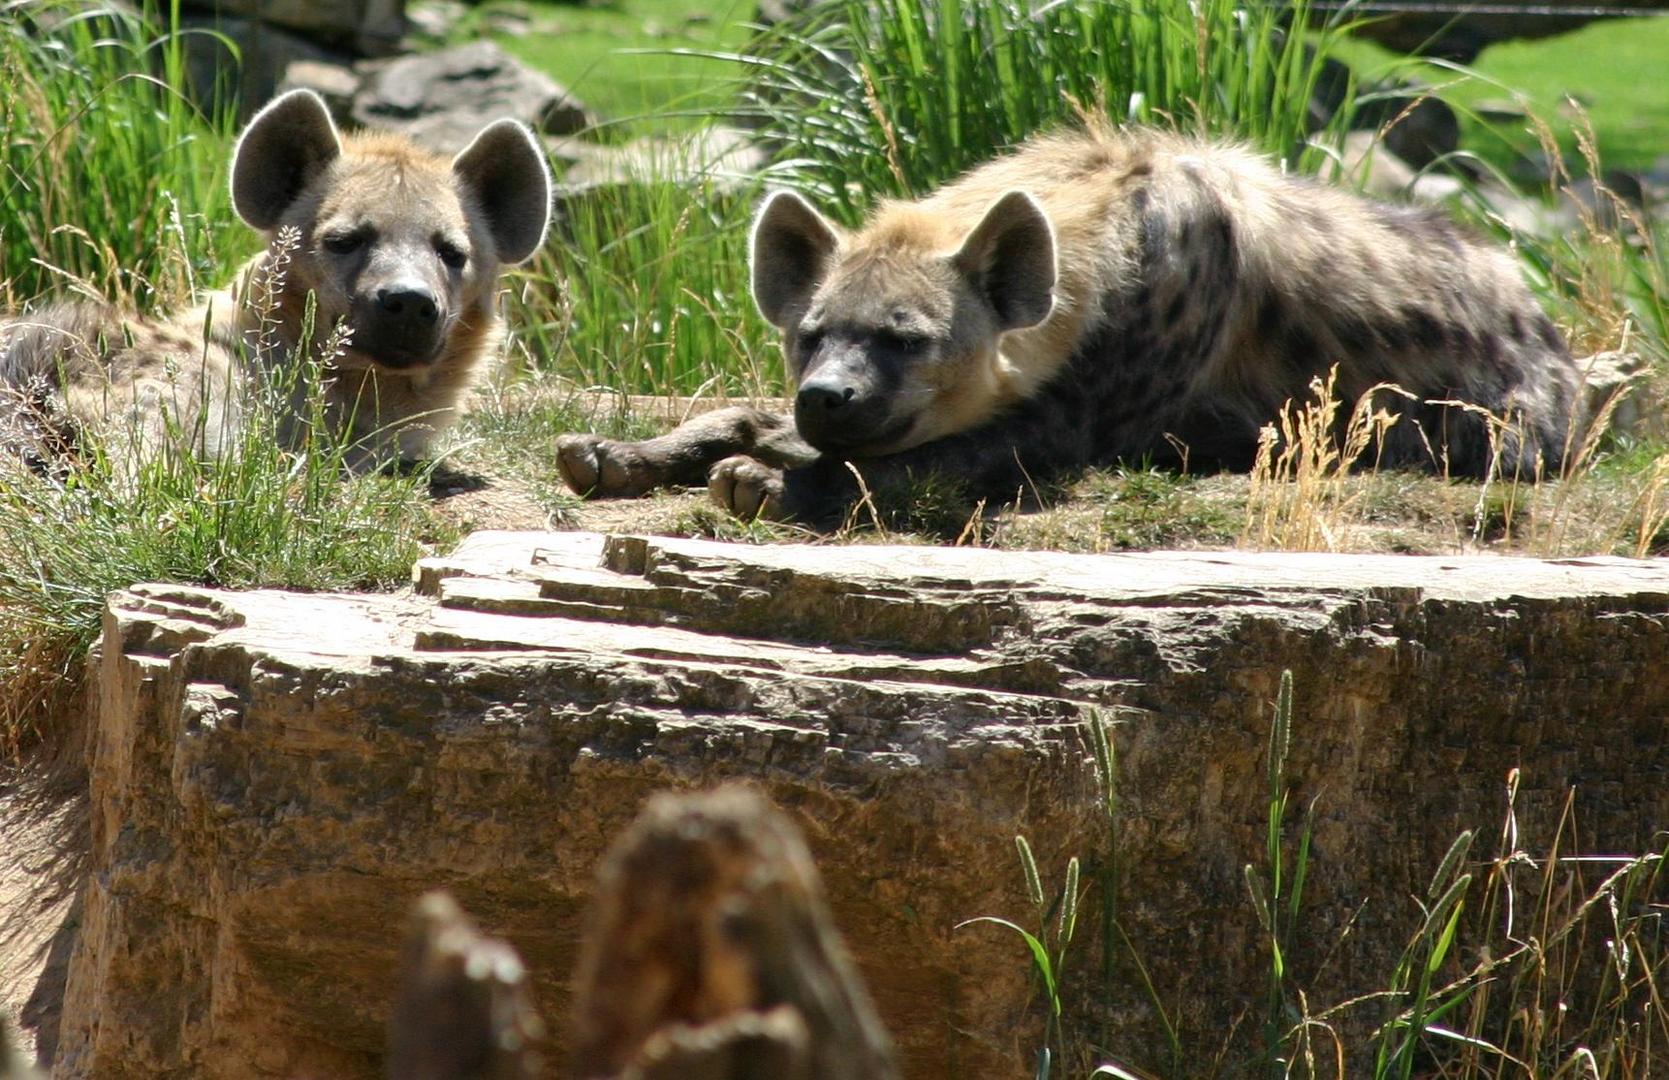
404, 0, 468, 43
45, 532, 1669, 1077
275, 59, 363, 125
180, 15, 357, 119
182, 0, 403, 56
546, 127, 767, 225
1331, 131, 1463, 204
353, 41, 592, 154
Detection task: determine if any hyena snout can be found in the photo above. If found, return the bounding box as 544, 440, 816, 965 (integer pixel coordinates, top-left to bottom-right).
355, 281, 445, 368
794, 352, 900, 452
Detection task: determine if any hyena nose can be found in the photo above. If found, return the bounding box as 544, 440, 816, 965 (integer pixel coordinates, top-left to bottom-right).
376, 287, 439, 324
796, 381, 855, 414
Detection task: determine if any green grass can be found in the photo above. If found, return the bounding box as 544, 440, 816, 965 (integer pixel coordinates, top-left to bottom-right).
0, 0, 248, 309
1086, 468, 1241, 551
512, 177, 780, 397
481, 0, 758, 133
1327, 17, 1669, 174
975, 674, 1669, 1079
1459, 17, 1669, 172
0, 330, 449, 753
746, 0, 1355, 218
0, 6, 449, 753
502, 0, 1365, 401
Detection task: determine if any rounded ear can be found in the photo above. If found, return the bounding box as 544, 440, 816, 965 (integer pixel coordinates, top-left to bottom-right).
951, 190, 1057, 331
231, 90, 342, 231
751, 190, 842, 328
452, 120, 553, 265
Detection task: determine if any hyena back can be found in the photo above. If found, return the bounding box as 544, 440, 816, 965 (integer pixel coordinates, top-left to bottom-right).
557, 125, 1582, 525
1, 89, 552, 471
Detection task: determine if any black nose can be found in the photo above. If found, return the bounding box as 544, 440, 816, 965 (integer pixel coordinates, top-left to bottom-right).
796, 380, 854, 414
376, 287, 438, 323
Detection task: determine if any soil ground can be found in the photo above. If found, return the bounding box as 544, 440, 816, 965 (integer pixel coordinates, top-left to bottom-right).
1, 745, 85, 1068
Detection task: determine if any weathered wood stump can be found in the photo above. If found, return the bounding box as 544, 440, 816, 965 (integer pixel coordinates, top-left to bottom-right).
569, 786, 895, 1080
389, 892, 543, 1080
1, 1013, 39, 1080
388, 788, 894, 1080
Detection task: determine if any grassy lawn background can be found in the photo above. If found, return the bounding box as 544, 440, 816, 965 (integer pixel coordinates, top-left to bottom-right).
485, 0, 1669, 174
1456, 16, 1669, 171
1330, 15, 1669, 174
484, 0, 758, 131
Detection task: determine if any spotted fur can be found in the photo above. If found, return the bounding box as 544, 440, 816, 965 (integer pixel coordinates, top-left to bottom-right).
557, 125, 1582, 525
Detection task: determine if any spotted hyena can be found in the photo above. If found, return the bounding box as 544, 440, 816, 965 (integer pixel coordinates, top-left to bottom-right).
1, 89, 552, 472
556, 125, 1582, 525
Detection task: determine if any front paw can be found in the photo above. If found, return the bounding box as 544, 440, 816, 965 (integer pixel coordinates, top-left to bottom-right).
708, 454, 785, 520
555, 433, 660, 498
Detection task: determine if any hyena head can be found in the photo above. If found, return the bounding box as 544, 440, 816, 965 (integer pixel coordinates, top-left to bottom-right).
751, 188, 1056, 455
230, 90, 551, 372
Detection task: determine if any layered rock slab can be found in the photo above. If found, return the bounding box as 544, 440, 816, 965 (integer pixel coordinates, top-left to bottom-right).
53, 533, 1669, 1077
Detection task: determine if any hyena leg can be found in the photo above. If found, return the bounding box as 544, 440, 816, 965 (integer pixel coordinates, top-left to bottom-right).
711, 394, 1098, 527
556, 406, 815, 498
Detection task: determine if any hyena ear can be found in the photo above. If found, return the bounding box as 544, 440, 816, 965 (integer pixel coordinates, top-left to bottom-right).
452, 120, 553, 265
952, 190, 1057, 331
751, 190, 842, 328
231, 90, 342, 231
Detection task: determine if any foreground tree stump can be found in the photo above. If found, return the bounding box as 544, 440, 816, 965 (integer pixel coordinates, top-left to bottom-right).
387, 789, 894, 1080
389, 892, 543, 1080
1, 1014, 39, 1080
570, 786, 896, 1080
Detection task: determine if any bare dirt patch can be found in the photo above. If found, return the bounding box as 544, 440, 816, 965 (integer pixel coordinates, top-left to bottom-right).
1, 767, 86, 1068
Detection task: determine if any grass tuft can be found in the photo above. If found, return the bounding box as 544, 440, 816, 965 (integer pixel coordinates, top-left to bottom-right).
0, 0, 247, 311
510, 177, 779, 398
744, 0, 1356, 218
975, 674, 1669, 1079
1241, 370, 1405, 552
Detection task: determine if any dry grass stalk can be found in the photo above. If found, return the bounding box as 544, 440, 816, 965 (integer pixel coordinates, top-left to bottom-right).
1240, 367, 1403, 552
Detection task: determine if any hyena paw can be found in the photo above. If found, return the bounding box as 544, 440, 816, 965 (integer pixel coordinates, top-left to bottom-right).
708, 454, 785, 520
555, 433, 659, 498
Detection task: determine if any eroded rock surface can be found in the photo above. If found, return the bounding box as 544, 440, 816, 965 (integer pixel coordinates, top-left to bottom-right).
49, 533, 1669, 1077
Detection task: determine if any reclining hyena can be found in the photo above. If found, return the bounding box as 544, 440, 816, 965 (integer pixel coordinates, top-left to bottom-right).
1, 89, 551, 472
556, 125, 1582, 525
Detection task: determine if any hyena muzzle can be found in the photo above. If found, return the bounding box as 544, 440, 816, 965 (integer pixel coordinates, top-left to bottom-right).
556, 125, 1583, 526
0, 89, 552, 472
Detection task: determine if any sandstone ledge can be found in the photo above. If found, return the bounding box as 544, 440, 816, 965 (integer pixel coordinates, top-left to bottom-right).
53, 533, 1669, 1077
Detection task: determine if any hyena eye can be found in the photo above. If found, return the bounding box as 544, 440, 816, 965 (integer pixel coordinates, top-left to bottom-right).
435, 239, 468, 270
321, 231, 366, 255
878, 329, 930, 354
